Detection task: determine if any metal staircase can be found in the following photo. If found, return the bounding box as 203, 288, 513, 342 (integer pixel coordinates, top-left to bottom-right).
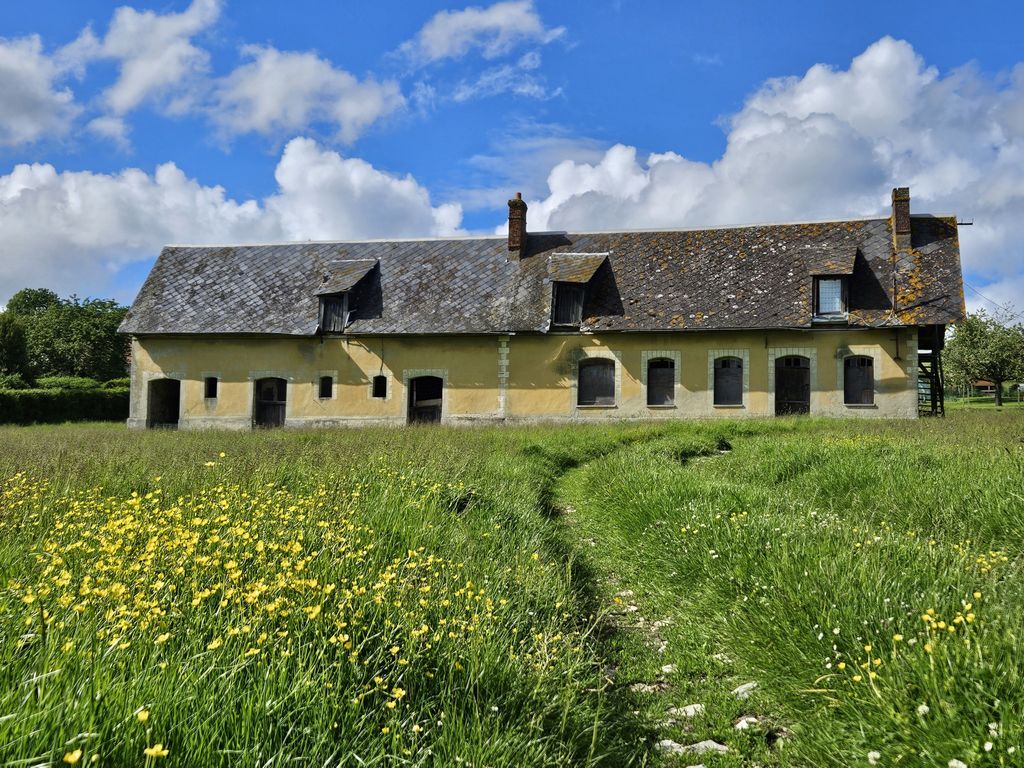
917, 351, 945, 417
916, 323, 947, 418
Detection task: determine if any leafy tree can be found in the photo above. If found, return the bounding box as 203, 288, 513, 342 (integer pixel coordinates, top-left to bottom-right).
4, 290, 130, 381
0, 312, 31, 380
945, 310, 1024, 406
5, 288, 60, 317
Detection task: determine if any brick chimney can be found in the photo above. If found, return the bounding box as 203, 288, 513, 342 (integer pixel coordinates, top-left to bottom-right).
508, 192, 527, 258
891, 187, 911, 251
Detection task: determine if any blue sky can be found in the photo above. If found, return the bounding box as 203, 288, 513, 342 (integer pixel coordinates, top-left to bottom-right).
1, 0, 1023, 316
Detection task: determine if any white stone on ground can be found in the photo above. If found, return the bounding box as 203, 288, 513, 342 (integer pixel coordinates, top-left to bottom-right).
731, 681, 758, 699
667, 703, 704, 718
661, 663, 677, 675
659, 739, 728, 756
734, 715, 759, 730
685, 740, 729, 755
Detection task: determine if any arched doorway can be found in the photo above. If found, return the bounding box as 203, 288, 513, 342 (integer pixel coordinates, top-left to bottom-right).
408, 375, 442, 424
147, 378, 180, 428
775, 356, 810, 415
254, 377, 287, 427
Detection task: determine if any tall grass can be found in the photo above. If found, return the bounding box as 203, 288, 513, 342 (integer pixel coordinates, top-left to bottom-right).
557, 412, 1024, 766
1, 413, 1021, 766
0, 424, 649, 766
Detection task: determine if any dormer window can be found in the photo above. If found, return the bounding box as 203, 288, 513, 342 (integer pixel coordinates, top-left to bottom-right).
552, 283, 585, 326
320, 293, 349, 333
814, 277, 847, 318
547, 252, 608, 328
316, 258, 378, 334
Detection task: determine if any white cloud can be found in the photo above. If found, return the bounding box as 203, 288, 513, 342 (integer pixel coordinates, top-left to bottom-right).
0, 138, 462, 303
452, 51, 560, 102
211, 46, 404, 143
519, 37, 1024, 288
400, 0, 564, 65
0, 35, 80, 146
266, 137, 463, 239
65, 0, 221, 116
86, 116, 131, 150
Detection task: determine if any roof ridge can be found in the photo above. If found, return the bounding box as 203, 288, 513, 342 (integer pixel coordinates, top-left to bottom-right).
163, 214, 952, 250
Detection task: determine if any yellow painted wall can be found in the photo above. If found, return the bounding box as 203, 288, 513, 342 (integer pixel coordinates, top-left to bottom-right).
505, 328, 918, 420
129, 327, 919, 428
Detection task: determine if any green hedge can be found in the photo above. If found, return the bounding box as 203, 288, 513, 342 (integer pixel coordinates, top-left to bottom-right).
35, 376, 101, 390
0, 388, 129, 425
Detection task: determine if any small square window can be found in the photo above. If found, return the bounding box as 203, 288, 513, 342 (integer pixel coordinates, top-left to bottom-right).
204, 377, 218, 399
318, 376, 333, 399
372, 375, 387, 398
815, 278, 846, 316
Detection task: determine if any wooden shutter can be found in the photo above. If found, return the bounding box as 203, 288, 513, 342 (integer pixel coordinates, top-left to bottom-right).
321, 295, 348, 332
647, 359, 674, 405
578, 359, 615, 406
844, 356, 874, 404
553, 284, 585, 326
714, 357, 743, 405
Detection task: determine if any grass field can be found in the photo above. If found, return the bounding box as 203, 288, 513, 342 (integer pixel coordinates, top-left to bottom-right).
1, 412, 1022, 766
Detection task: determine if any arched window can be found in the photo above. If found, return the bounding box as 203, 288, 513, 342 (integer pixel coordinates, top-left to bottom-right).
647, 358, 675, 406
578, 358, 615, 406
713, 356, 743, 405
844, 356, 874, 405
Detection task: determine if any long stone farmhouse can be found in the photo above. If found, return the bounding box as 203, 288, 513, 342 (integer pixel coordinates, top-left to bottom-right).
119, 187, 964, 428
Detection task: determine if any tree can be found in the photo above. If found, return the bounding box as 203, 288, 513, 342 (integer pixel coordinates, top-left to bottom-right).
3, 290, 130, 381
0, 312, 31, 380
5, 288, 60, 317
945, 310, 1024, 407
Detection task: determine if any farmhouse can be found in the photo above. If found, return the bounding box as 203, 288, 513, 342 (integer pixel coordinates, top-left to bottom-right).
119, 187, 964, 428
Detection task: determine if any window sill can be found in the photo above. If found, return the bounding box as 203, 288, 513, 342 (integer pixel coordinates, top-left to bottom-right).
812, 315, 849, 324
576, 404, 618, 410
844, 403, 877, 409
712, 404, 745, 409
646, 404, 677, 409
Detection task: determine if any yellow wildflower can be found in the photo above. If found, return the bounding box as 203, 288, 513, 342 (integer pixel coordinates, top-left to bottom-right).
137, 709, 150, 723
63, 750, 83, 765
143, 744, 169, 758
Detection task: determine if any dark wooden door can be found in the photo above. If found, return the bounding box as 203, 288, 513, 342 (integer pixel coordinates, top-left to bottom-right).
775, 356, 810, 416
254, 377, 287, 427
408, 376, 442, 424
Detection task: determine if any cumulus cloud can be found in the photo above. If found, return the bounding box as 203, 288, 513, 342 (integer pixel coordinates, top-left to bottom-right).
210, 46, 404, 143
519, 37, 1024, 297
400, 0, 564, 65
0, 138, 462, 303
0, 35, 80, 146
266, 138, 463, 239
63, 0, 221, 116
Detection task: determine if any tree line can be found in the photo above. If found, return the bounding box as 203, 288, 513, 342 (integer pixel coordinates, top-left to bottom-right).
0, 288, 129, 388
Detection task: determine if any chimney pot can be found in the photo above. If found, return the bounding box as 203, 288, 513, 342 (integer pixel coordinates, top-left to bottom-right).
508, 192, 528, 257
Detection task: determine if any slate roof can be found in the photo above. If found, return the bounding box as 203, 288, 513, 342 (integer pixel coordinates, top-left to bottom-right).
548, 252, 608, 283
315, 259, 377, 295
119, 214, 964, 336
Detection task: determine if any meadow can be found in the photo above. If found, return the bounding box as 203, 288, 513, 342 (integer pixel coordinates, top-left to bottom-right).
0, 412, 1021, 767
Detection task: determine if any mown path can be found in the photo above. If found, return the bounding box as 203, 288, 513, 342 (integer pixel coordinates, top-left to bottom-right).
551, 433, 791, 767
